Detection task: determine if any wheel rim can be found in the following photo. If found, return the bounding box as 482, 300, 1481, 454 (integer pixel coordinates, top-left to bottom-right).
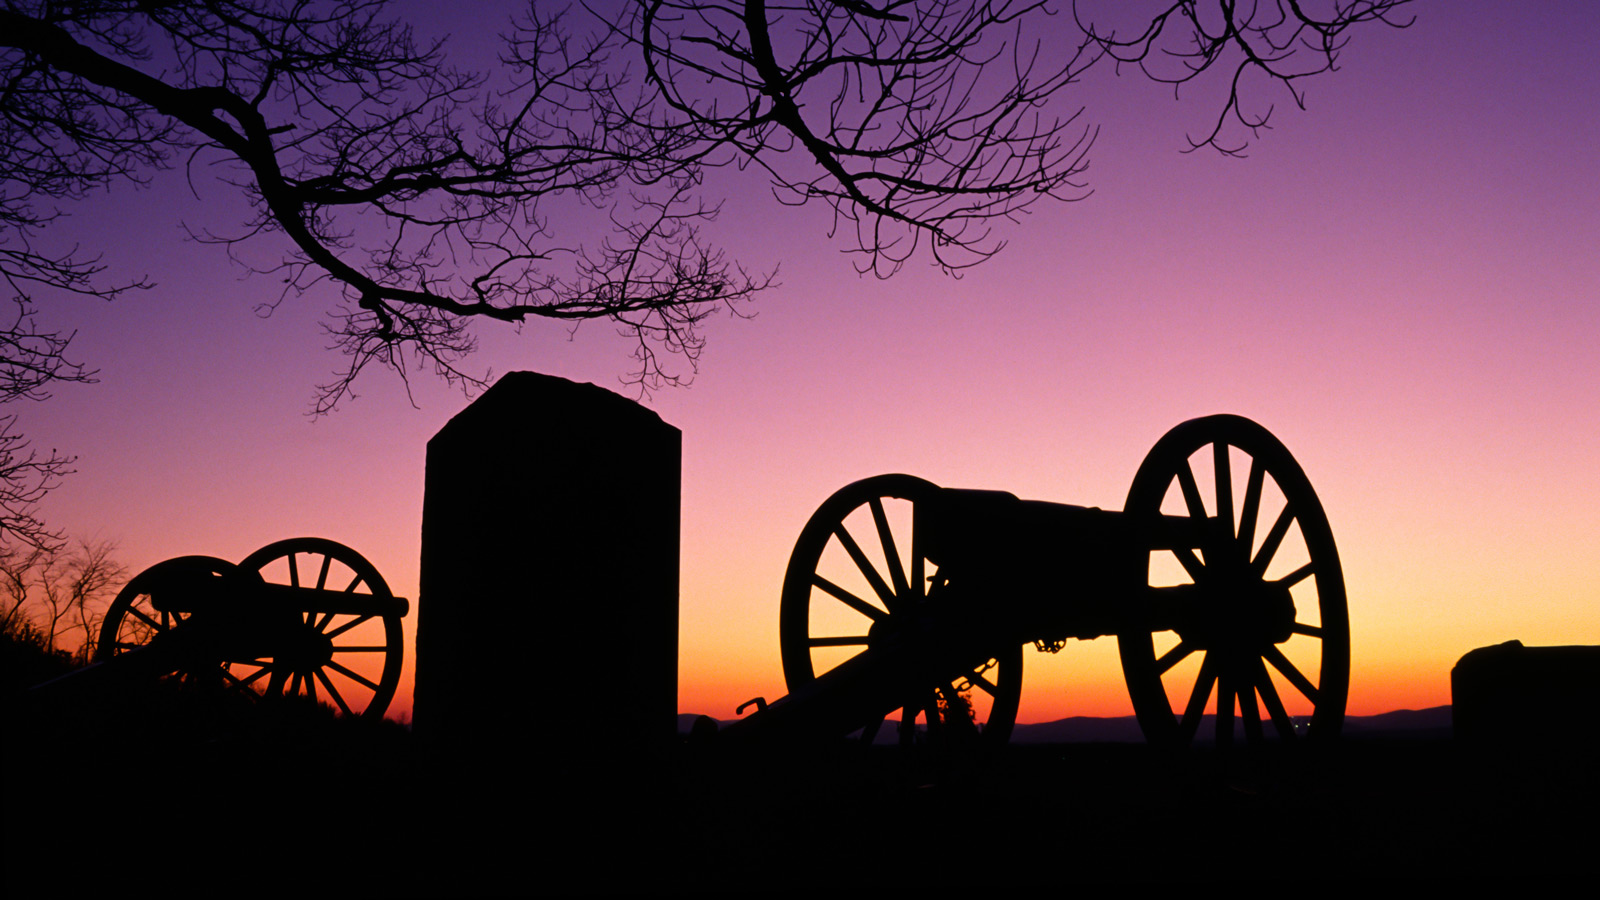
234, 538, 403, 719
780, 475, 1023, 747
96, 556, 242, 692
1119, 416, 1349, 747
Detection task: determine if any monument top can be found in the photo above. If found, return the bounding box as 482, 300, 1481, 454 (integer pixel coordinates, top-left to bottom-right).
429, 371, 676, 449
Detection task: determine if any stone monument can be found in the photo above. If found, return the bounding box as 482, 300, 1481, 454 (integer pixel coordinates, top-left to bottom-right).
415, 372, 680, 760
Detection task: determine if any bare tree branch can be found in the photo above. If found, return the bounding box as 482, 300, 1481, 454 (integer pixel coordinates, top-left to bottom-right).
0, 413, 74, 551
625, 0, 1102, 276
1, 297, 95, 551
1, 1, 769, 406
1072, 0, 1415, 156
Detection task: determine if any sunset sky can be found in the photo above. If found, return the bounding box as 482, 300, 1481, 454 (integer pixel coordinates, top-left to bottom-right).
18, 1, 1599, 725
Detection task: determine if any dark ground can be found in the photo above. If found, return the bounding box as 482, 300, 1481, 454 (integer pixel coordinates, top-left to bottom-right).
5, 690, 1593, 894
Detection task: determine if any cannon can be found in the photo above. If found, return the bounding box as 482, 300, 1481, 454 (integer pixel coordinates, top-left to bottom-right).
724, 415, 1348, 749
64, 538, 407, 719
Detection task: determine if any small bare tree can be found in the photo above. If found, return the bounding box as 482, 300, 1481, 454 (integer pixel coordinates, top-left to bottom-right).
0, 536, 125, 661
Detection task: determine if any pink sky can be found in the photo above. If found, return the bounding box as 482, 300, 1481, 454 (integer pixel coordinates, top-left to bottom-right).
20, 1, 1600, 723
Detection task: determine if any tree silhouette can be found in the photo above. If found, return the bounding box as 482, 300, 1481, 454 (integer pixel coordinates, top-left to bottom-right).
0, 0, 1411, 539
1, 536, 125, 661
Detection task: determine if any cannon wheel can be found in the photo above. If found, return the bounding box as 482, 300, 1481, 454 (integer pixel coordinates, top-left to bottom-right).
780, 474, 1023, 747
95, 556, 243, 690
1120, 415, 1349, 747
234, 538, 403, 719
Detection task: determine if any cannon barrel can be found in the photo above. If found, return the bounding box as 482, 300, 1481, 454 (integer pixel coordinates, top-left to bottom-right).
154, 577, 411, 619
918, 488, 1212, 566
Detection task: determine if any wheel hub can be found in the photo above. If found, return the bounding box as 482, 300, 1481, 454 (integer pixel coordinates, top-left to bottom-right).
1176, 575, 1296, 651
280, 621, 335, 671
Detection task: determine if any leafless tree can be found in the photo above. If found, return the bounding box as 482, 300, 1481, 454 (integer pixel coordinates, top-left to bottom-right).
0, 1, 1410, 531
0, 1, 770, 541
1071, 0, 1415, 156
0, 536, 125, 660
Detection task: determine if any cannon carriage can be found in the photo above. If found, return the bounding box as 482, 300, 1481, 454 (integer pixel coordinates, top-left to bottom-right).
726, 415, 1349, 749
78, 538, 407, 719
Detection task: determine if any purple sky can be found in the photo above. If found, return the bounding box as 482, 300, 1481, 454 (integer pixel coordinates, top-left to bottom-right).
20, 1, 1599, 721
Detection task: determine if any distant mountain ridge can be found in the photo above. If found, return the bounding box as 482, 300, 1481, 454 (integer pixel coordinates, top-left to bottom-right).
680, 706, 1454, 743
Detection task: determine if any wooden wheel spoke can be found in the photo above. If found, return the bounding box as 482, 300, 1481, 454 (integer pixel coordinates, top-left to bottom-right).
1252, 504, 1295, 576
812, 575, 886, 622
1275, 562, 1314, 589
1176, 460, 1207, 523
313, 611, 336, 632
330, 646, 390, 653
306, 671, 318, 703
326, 660, 380, 691
315, 669, 352, 717
221, 664, 271, 691
1263, 645, 1319, 705
1239, 680, 1264, 744
1179, 654, 1217, 742
127, 606, 161, 631
287, 554, 300, 588
1172, 545, 1206, 583
966, 670, 999, 697
1253, 658, 1297, 741
1213, 442, 1234, 539
1215, 671, 1235, 749
833, 524, 898, 612
1238, 458, 1265, 555
323, 613, 374, 640
807, 635, 869, 647
1155, 640, 1194, 675
235, 665, 273, 689
910, 529, 925, 601
868, 497, 912, 603
314, 555, 332, 590
342, 573, 363, 593
1290, 622, 1323, 638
